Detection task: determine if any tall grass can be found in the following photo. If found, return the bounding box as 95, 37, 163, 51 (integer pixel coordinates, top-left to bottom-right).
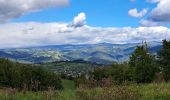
76, 85, 139, 100
138, 82, 170, 100
75, 83, 170, 100
0, 82, 169, 100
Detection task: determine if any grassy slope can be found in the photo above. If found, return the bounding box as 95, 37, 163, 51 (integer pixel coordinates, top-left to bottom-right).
0, 81, 170, 100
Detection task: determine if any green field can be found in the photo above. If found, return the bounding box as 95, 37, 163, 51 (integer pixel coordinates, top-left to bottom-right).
0, 80, 170, 100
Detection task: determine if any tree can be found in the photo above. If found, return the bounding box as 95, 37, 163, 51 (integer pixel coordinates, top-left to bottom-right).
158, 40, 170, 80
0, 58, 63, 90
74, 75, 86, 87
129, 43, 158, 83
111, 63, 135, 84
92, 68, 112, 81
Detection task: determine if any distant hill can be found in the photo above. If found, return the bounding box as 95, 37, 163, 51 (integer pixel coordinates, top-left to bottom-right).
0, 42, 162, 64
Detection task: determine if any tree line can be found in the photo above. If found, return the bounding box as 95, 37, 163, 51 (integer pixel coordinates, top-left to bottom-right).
75, 40, 170, 87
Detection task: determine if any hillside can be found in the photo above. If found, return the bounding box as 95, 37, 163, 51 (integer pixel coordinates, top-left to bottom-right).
0, 42, 162, 64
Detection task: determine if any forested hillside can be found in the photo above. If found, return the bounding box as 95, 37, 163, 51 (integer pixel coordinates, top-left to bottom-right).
0, 42, 162, 64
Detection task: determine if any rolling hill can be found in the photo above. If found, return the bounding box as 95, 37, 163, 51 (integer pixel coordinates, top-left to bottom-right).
0, 42, 162, 64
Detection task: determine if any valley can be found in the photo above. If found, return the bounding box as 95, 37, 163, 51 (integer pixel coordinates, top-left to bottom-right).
0, 42, 162, 64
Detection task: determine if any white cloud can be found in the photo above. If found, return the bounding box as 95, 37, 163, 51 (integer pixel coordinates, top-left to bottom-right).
150, 0, 170, 22
0, 22, 170, 49
140, 19, 159, 26
129, 0, 170, 26
128, 8, 148, 18
71, 12, 86, 27
146, 0, 161, 3
0, 0, 69, 23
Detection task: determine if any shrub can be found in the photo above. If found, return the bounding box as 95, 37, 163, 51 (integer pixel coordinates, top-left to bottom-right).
0, 58, 63, 91
76, 85, 139, 100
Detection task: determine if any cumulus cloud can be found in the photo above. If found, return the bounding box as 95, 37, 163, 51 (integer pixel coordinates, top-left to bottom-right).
128, 8, 148, 18
135, 0, 170, 26
129, 0, 170, 26
149, 0, 170, 22
0, 11, 169, 48
140, 19, 159, 26
0, 0, 69, 23
0, 21, 170, 48
71, 12, 86, 27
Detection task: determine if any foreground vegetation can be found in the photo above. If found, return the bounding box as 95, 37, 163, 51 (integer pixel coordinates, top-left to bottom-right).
0, 59, 63, 91
0, 81, 169, 100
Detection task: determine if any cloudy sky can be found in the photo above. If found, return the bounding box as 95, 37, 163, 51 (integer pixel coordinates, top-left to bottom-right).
0, 0, 170, 48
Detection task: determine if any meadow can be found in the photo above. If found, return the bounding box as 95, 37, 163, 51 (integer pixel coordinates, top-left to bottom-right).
0, 80, 170, 100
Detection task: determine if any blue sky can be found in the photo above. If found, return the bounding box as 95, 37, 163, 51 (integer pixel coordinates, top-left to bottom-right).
13, 0, 156, 27
0, 0, 170, 48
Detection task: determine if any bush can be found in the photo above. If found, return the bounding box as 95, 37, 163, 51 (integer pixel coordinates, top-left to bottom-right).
91, 63, 135, 85
111, 63, 135, 84
74, 75, 86, 87
76, 85, 139, 100
0, 58, 63, 91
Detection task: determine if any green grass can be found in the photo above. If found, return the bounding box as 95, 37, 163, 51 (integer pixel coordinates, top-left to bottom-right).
0, 91, 43, 100
60, 79, 76, 100
76, 83, 170, 100
138, 83, 170, 100
62, 79, 75, 90
0, 79, 76, 100
0, 82, 170, 100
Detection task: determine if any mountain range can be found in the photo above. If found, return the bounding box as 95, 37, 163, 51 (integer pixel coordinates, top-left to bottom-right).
0, 42, 162, 64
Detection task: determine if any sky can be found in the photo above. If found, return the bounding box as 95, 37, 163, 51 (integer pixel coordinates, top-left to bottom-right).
12, 0, 157, 27
0, 0, 170, 48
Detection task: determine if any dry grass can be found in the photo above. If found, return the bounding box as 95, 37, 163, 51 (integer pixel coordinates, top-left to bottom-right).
76, 85, 139, 100
0, 82, 169, 100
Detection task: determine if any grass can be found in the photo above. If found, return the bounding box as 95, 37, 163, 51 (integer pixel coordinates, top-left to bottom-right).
0, 81, 170, 100
60, 79, 76, 100
138, 83, 170, 100
62, 79, 75, 90
0, 79, 76, 100
75, 83, 170, 100
0, 90, 43, 100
